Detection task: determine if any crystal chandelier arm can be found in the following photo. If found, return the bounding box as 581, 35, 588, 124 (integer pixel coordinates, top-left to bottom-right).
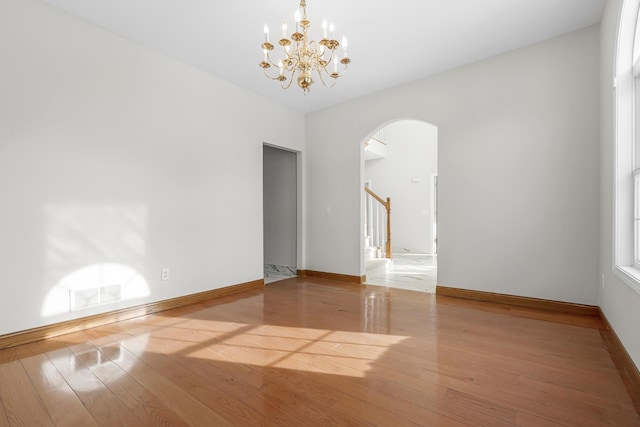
315, 67, 338, 89
262, 57, 297, 90
311, 41, 349, 85
309, 44, 335, 88
279, 70, 296, 89
331, 59, 350, 78
322, 47, 351, 78
260, 43, 300, 90
262, 65, 295, 88
259, 42, 277, 70
260, 39, 295, 80
262, 67, 280, 81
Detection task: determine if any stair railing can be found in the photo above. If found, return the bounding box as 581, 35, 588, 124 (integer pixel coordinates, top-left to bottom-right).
364, 186, 392, 259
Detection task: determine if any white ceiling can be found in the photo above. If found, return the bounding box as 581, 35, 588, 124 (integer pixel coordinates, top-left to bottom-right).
45, 0, 606, 113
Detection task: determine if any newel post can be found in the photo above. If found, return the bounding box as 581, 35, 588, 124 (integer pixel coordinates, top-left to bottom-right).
386, 197, 392, 259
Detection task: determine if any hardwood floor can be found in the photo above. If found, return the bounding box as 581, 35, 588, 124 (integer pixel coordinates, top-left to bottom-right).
0, 277, 638, 426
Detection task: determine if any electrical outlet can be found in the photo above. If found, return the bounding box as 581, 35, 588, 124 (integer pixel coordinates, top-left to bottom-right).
601, 273, 605, 289
161, 268, 170, 281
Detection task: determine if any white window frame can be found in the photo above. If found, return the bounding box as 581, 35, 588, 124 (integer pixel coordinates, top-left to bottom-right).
615, 0, 640, 294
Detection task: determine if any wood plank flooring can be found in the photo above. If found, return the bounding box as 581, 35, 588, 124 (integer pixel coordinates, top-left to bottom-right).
0, 277, 638, 426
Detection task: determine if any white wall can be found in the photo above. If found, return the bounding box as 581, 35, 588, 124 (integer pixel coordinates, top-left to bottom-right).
599, 0, 640, 370
365, 120, 438, 254
0, 0, 304, 335
306, 26, 600, 305
263, 145, 297, 267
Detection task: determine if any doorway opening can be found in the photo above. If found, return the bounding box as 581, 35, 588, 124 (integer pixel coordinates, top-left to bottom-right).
362, 120, 438, 292
263, 144, 298, 283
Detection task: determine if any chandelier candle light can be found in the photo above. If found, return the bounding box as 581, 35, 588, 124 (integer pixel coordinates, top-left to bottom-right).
259, 0, 350, 92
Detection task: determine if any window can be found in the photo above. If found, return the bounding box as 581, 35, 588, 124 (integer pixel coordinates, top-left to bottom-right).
615, 0, 640, 292
633, 8, 640, 267
635, 171, 640, 265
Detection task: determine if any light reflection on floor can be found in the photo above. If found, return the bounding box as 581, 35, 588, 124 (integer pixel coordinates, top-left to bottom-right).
117, 322, 407, 378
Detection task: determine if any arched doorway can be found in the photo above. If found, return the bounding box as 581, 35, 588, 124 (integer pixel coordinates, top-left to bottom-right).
361, 119, 438, 292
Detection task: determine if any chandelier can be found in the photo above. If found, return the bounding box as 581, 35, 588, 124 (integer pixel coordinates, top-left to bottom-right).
259, 0, 350, 92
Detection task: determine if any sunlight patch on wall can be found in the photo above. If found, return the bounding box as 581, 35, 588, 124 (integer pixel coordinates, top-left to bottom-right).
41, 263, 150, 316
41, 203, 150, 317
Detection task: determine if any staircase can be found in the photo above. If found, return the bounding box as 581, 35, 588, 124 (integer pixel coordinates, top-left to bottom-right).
364, 236, 392, 277
364, 185, 392, 275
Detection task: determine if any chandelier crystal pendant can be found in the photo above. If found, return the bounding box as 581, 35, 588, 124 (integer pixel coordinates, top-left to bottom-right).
259, 0, 350, 93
